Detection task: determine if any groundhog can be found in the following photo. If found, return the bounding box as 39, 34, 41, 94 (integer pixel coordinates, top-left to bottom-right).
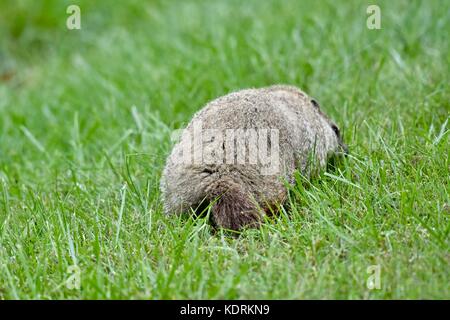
160, 85, 347, 230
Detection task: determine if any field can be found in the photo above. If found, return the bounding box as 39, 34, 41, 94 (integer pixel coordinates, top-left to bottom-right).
0, 0, 449, 299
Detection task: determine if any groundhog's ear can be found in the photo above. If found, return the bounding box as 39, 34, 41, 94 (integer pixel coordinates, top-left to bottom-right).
310, 99, 320, 110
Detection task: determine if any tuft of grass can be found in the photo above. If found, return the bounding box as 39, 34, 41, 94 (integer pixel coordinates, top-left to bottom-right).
0, 0, 449, 299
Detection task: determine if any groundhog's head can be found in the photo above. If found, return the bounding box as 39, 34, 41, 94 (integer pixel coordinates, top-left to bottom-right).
310, 98, 349, 155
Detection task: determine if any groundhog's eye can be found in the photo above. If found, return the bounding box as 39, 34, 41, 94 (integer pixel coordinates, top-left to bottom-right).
331, 124, 340, 137
311, 99, 320, 109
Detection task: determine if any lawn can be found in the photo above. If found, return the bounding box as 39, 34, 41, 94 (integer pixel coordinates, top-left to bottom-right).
0, 0, 449, 299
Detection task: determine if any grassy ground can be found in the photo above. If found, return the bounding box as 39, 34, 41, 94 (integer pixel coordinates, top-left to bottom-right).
0, 0, 449, 299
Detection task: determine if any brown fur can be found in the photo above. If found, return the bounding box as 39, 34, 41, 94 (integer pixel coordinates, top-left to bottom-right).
160, 85, 346, 230
206, 178, 261, 230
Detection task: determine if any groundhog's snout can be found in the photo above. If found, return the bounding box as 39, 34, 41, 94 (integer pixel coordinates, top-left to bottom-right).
160, 85, 346, 231
340, 142, 349, 155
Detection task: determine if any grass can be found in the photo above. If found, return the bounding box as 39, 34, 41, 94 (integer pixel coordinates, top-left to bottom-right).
0, 0, 449, 299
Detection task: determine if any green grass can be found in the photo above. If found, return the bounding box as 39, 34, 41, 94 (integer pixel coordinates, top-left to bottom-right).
0, 0, 449, 299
